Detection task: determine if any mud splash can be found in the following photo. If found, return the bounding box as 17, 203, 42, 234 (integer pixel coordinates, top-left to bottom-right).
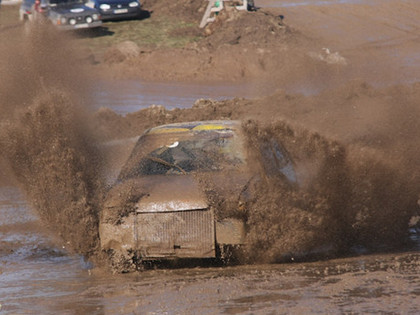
1, 9, 419, 271
1, 91, 104, 256
0, 23, 103, 257
242, 120, 419, 263
94, 99, 420, 268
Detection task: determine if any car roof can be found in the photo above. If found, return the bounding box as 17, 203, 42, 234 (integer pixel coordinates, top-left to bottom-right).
145, 120, 241, 135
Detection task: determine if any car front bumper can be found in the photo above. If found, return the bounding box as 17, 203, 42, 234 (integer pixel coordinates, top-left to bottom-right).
55, 20, 102, 30
99, 7, 141, 21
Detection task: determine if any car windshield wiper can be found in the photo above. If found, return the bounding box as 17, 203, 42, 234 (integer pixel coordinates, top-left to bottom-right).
145, 155, 186, 175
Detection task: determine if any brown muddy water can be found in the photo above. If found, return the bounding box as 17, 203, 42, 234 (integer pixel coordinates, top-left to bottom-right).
1, 1, 420, 314
1, 187, 420, 314
92, 80, 262, 115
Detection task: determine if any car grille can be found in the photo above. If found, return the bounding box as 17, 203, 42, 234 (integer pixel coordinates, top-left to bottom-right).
136, 209, 215, 259
71, 16, 92, 25
111, 4, 128, 9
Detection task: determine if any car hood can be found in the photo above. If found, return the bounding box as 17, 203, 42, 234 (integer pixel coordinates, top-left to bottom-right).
104, 175, 208, 214
50, 5, 97, 15
135, 175, 208, 213
104, 171, 253, 214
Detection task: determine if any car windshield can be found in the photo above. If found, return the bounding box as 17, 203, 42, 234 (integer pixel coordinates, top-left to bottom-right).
119, 129, 246, 179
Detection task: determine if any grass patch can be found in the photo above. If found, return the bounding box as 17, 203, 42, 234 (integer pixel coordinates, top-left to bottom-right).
0, 5, 201, 55
76, 15, 201, 55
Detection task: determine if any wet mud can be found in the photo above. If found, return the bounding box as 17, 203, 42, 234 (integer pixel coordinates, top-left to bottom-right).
242, 120, 419, 263
0, 0, 419, 273
0, 24, 104, 257
1, 0, 420, 313
1, 8, 420, 270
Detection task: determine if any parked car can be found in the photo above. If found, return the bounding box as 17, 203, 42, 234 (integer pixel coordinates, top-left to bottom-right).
85, 0, 141, 21
19, 0, 102, 30
100, 120, 297, 270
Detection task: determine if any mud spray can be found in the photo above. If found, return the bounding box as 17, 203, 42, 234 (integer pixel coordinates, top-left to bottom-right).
1, 22, 420, 270
0, 23, 104, 257
241, 119, 419, 263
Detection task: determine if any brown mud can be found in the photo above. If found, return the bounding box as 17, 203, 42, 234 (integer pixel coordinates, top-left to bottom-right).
0, 24, 104, 257
242, 120, 419, 263
1, 0, 420, 271
96, 4, 319, 85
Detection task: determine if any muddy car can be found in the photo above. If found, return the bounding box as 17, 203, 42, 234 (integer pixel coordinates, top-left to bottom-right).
19, 0, 102, 30
100, 120, 296, 270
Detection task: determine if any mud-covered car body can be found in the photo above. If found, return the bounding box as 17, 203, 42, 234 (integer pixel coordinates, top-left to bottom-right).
19, 0, 102, 30
100, 120, 296, 266
85, 0, 141, 21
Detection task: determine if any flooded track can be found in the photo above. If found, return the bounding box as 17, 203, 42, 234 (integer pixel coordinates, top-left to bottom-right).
1, 0, 420, 313
92, 80, 261, 115
1, 186, 420, 314
93, 0, 420, 114
258, 0, 420, 89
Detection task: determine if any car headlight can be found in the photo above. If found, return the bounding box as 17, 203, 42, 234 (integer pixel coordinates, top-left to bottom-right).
85, 16, 93, 23
92, 13, 99, 20
69, 18, 76, 25
99, 3, 111, 10
129, 1, 139, 7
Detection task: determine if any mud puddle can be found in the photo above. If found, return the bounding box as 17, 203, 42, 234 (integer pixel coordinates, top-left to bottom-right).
92, 80, 261, 115
0, 187, 89, 313
1, 185, 419, 314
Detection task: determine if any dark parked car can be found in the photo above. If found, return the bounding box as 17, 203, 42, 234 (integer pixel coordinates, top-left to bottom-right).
19, 0, 102, 30
85, 0, 141, 21
100, 120, 297, 270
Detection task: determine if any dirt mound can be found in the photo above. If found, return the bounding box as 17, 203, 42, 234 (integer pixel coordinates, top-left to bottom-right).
99, 2, 316, 83
201, 8, 295, 48
103, 41, 141, 64
142, 0, 295, 46
142, 0, 206, 23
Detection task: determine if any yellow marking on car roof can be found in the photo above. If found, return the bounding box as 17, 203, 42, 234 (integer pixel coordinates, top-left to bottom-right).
149, 124, 232, 134
149, 127, 190, 134
192, 124, 227, 131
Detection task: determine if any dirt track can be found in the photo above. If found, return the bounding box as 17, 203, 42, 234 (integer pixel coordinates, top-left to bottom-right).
270, 0, 420, 86
98, 0, 420, 87
93, 0, 420, 152
1, 0, 420, 266
1, 0, 420, 313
